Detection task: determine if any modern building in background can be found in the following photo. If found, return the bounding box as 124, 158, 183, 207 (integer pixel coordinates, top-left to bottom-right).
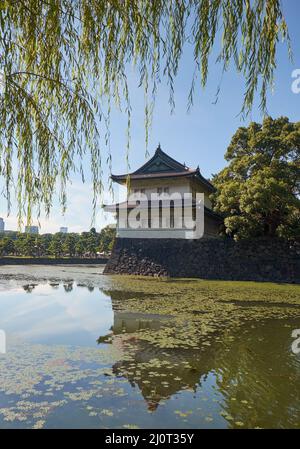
0, 217, 4, 233
59, 227, 68, 234
25, 226, 39, 234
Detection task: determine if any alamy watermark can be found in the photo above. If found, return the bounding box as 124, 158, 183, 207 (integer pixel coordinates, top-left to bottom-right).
104, 192, 205, 239
291, 69, 300, 94
291, 329, 300, 355
0, 330, 6, 354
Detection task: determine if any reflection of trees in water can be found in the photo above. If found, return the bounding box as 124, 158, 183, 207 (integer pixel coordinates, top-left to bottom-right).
98, 295, 300, 426
23, 284, 37, 293
213, 321, 300, 428
48, 282, 100, 292
76, 283, 95, 292
63, 283, 73, 293
22, 281, 107, 293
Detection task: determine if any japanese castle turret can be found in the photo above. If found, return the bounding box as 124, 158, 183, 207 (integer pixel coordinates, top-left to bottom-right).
105, 145, 223, 239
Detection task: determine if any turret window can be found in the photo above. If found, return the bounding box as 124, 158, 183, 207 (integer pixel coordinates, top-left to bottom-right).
157, 187, 169, 194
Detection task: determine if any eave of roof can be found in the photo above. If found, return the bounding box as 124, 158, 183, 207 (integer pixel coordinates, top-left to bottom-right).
111, 145, 216, 192
111, 170, 215, 192
111, 169, 197, 181
103, 200, 223, 221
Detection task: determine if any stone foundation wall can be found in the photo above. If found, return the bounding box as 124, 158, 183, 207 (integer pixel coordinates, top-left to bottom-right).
104, 237, 300, 283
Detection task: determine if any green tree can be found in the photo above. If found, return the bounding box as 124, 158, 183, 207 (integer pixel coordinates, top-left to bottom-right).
14, 234, 37, 256
75, 239, 85, 258
13, 234, 26, 256
212, 117, 300, 241
41, 234, 53, 255
0, 1, 291, 221
62, 234, 77, 257
48, 234, 63, 258
0, 230, 115, 257
99, 226, 116, 254
33, 235, 46, 257
85, 228, 99, 258
0, 237, 15, 255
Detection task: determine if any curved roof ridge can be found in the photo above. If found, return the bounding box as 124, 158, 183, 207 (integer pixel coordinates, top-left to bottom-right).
132, 144, 190, 175
110, 145, 216, 192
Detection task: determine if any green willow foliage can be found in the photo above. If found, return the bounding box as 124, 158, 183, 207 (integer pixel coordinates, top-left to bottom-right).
0, 0, 290, 221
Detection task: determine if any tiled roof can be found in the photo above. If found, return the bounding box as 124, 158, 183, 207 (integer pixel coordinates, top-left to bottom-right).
111, 146, 215, 192
111, 169, 197, 180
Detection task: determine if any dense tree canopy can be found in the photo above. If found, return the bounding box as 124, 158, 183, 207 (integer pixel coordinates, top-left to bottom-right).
0, 0, 291, 221
0, 225, 115, 257
212, 117, 300, 241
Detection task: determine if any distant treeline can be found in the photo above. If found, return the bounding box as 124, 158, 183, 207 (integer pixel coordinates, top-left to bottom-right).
0, 226, 115, 258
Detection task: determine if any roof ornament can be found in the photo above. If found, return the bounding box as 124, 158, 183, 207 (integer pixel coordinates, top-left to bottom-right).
156, 143, 161, 152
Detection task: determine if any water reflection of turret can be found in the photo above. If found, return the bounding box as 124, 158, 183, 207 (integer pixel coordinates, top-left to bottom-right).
113, 340, 216, 411
63, 282, 74, 293
98, 289, 300, 426
98, 290, 219, 411
99, 288, 162, 305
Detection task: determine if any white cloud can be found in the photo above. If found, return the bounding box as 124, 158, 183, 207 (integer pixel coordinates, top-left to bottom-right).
0, 181, 127, 233
0, 284, 113, 340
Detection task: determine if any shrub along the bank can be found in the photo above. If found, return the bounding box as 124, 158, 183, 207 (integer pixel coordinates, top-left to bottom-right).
0, 226, 116, 258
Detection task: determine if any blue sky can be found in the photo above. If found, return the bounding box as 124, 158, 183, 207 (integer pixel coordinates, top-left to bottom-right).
1, 0, 300, 233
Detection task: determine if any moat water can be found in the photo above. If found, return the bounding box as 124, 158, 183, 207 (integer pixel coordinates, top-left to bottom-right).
0, 265, 300, 429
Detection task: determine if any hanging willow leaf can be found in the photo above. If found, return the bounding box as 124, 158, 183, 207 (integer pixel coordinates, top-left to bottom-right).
0, 0, 291, 222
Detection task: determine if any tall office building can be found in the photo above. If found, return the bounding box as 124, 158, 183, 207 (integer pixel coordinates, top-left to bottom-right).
25, 226, 39, 234
0, 218, 4, 233
59, 227, 68, 234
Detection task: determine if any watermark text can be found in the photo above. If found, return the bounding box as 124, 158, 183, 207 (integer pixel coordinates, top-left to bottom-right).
291, 69, 300, 94
291, 329, 300, 354
0, 330, 6, 354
